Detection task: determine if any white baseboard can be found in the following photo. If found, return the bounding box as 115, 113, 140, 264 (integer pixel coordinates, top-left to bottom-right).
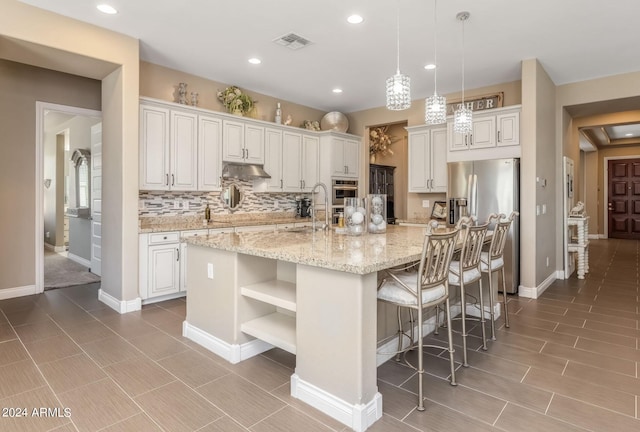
98, 289, 142, 314
67, 253, 91, 268
0, 285, 37, 300
182, 321, 273, 364
141, 291, 186, 305
518, 272, 557, 299
291, 374, 382, 432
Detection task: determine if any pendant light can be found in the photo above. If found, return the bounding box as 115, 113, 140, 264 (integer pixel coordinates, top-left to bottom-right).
425, 0, 446, 125
453, 11, 472, 134
386, 1, 411, 110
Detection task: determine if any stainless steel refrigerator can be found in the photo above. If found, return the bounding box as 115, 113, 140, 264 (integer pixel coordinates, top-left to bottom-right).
447, 158, 520, 293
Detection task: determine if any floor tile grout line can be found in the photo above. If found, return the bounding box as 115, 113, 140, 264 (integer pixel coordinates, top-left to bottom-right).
491, 401, 509, 427
519, 366, 532, 384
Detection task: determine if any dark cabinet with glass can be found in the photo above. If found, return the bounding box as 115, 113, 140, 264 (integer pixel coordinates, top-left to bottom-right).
369, 164, 396, 224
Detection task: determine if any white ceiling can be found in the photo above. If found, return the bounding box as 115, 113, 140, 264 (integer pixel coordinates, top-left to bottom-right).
18, 0, 640, 113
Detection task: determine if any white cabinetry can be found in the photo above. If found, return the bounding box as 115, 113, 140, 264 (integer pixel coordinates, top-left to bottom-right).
448, 116, 495, 151
198, 115, 223, 191
140, 103, 198, 191
446, 105, 521, 162
140, 99, 225, 191
320, 133, 360, 179
496, 111, 520, 147
140, 232, 181, 300
263, 129, 319, 192
222, 119, 264, 164
407, 126, 447, 193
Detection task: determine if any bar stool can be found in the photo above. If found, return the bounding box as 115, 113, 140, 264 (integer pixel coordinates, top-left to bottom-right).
448, 216, 489, 367
377, 222, 459, 411
481, 211, 519, 338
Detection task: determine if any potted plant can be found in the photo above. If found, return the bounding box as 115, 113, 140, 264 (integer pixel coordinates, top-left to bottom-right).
217, 86, 256, 116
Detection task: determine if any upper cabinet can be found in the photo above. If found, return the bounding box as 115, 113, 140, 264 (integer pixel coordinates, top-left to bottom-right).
321, 134, 360, 179
198, 114, 223, 191
263, 129, 319, 192
222, 119, 264, 164
407, 126, 447, 193
446, 105, 521, 163
140, 103, 198, 191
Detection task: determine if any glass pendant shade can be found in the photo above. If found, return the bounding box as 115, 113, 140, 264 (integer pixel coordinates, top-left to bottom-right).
453, 105, 473, 133
386, 72, 411, 110
425, 93, 446, 124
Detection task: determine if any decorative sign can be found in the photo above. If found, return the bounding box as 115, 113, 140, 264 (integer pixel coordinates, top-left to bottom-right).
446, 92, 504, 115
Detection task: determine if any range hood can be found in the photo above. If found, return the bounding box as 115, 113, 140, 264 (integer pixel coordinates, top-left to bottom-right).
222, 162, 271, 180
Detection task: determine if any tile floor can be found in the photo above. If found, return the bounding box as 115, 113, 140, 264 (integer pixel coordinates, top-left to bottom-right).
1, 239, 639, 431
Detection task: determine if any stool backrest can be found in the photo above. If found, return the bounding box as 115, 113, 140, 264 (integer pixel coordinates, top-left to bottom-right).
457, 217, 489, 273
488, 211, 519, 260
418, 226, 458, 303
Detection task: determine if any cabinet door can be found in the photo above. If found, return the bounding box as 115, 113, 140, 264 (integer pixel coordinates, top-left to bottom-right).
470, 116, 496, 149
140, 104, 170, 190
282, 131, 302, 191
430, 127, 448, 192
330, 137, 347, 176
447, 122, 468, 152
343, 139, 360, 178
408, 131, 430, 192
244, 124, 265, 164
264, 128, 284, 191
171, 110, 198, 191
222, 120, 245, 162
301, 134, 319, 192
148, 244, 180, 297
497, 111, 520, 147
198, 115, 223, 191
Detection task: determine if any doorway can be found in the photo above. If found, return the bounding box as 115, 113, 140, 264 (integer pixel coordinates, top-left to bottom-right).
607, 158, 640, 239
37, 102, 102, 292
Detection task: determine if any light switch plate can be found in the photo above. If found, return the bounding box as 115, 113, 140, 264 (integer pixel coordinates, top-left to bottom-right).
422, 200, 430, 208
207, 263, 214, 279
536, 205, 540, 216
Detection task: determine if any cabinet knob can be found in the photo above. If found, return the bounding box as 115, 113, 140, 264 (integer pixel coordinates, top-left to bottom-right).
163, 236, 167, 240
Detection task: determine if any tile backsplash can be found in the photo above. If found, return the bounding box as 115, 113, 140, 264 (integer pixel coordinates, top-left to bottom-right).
139, 180, 303, 218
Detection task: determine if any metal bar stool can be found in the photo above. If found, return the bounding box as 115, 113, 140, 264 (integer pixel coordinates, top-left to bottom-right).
377, 222, 459, 411
448, 216, 490, 367
482, 211, 519, 338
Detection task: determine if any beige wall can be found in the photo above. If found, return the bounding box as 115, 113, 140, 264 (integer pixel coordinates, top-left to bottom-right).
140, 61, 327, 129
1, 0, 139, 302
0, 59, 101, 290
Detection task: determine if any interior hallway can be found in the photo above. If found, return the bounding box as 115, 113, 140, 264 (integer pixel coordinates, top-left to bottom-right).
0, 240, 638, 431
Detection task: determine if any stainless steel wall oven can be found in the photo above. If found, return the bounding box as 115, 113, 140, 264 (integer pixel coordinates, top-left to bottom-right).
331, 179, 358, 225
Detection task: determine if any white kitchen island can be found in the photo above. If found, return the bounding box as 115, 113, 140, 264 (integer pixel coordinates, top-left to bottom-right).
183, 226, 432, 432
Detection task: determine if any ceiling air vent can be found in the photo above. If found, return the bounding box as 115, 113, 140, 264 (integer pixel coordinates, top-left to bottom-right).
273, 33, 312, 50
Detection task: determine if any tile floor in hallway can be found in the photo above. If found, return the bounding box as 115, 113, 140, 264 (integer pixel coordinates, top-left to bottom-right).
0, 239, 639, 431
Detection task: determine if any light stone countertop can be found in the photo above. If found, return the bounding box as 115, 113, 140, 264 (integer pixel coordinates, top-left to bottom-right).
185, 225, 434, 275
139, 214, 312, 233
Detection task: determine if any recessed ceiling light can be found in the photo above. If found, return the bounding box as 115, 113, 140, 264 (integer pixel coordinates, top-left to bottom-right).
248, 58, 262, 65
347, 15, 364, 24
333, 88, 343, 94
97, 4, 118, 14
424, 64, 436, 70
625, 133, 634, 137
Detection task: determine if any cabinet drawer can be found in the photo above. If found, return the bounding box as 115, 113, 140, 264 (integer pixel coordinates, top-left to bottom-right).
181, 229, 208, 239
148, 232, 179, 245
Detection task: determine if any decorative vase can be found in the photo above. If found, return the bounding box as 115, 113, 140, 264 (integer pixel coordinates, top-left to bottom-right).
370, 154, 376, 164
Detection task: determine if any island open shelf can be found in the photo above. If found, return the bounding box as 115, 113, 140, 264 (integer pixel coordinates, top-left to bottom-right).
240, 312, 296, 354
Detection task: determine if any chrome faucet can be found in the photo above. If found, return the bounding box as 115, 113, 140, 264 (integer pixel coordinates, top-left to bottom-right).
310, 182, 329, 231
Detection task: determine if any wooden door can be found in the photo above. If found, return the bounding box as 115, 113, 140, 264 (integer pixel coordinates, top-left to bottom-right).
608, 158, 640, 239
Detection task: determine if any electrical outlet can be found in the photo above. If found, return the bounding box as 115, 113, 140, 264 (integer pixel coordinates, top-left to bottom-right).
542, 204, 547, 214
182, 200, 189, 209
546, 256, 550, 267
536, 205, 540, 216
422, 200, 430, 208
45, 231, 50, 239
273, 201, 279, 209
207, 263, 214, 279
174, 201, 181, 209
